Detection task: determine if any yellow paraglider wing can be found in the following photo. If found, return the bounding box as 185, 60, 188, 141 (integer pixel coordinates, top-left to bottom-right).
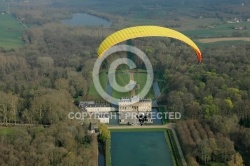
98, 26, 202, 62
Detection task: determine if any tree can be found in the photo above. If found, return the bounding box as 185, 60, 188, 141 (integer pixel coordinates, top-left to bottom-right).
69, 76, 88, 97
196, 139, 212, 164
37, 56, 54, 75
167, 91, 185, 114
30, 90, 74, 124
187, 155, 199, 166
98, 124, 110, 142
185, 101, 201, 119
54, 78, 69, 90
242, 128, 250, 149
203, 95, 219, 118
0, 92, 19, 125
216, 137, 236, 163
227, 153, 244, 166
209, 115, 238, 135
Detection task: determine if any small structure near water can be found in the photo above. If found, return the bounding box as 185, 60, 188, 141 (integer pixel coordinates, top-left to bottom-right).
88, 122, 96, 134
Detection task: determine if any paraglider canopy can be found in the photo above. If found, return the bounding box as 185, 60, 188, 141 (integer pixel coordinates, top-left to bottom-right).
97, 25, 202, 63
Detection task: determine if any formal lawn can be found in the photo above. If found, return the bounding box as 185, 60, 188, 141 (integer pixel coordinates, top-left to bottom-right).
88, 70, 155, 100
134, 71, 155, 98
112, 72, 131, 99
114, 72, 130, 86
87, 72, 108, 99
112, 71, 154, 99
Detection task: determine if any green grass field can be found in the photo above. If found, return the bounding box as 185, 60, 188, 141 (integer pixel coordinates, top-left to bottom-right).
88, 71, 155, 100
112, 71, 155, 99
196, 39, 250, 49
112, 72, 131, 99
115, 72, 130, 86
0, 13, 25, 49
112, 90, 131, 99
0, 127, 15, 136
134, 72, 147, 92
88, 72, 108, 99
183, 22, 250, 38
134, 72, 155, 98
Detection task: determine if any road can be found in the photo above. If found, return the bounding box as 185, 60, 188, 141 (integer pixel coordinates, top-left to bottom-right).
108, 123, 187, 166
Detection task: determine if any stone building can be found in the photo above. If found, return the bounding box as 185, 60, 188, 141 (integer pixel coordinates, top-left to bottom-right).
118, 96, 153, 125
85, 103, 115, 113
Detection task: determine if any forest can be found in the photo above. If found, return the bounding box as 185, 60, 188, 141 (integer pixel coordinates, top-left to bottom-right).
0, 0, 250, 165
0, 122, 98, 165
126, 37, 250, 165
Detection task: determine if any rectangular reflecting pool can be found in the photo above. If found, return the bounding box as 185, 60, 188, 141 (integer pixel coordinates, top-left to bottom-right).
111, 131, 173, 166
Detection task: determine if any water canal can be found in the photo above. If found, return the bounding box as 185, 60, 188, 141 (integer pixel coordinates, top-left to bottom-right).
111, 131, 173, 166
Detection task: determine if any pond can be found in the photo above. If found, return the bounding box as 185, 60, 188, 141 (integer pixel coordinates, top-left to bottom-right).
111, 131, 173, 166
61, 13, 112, 27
